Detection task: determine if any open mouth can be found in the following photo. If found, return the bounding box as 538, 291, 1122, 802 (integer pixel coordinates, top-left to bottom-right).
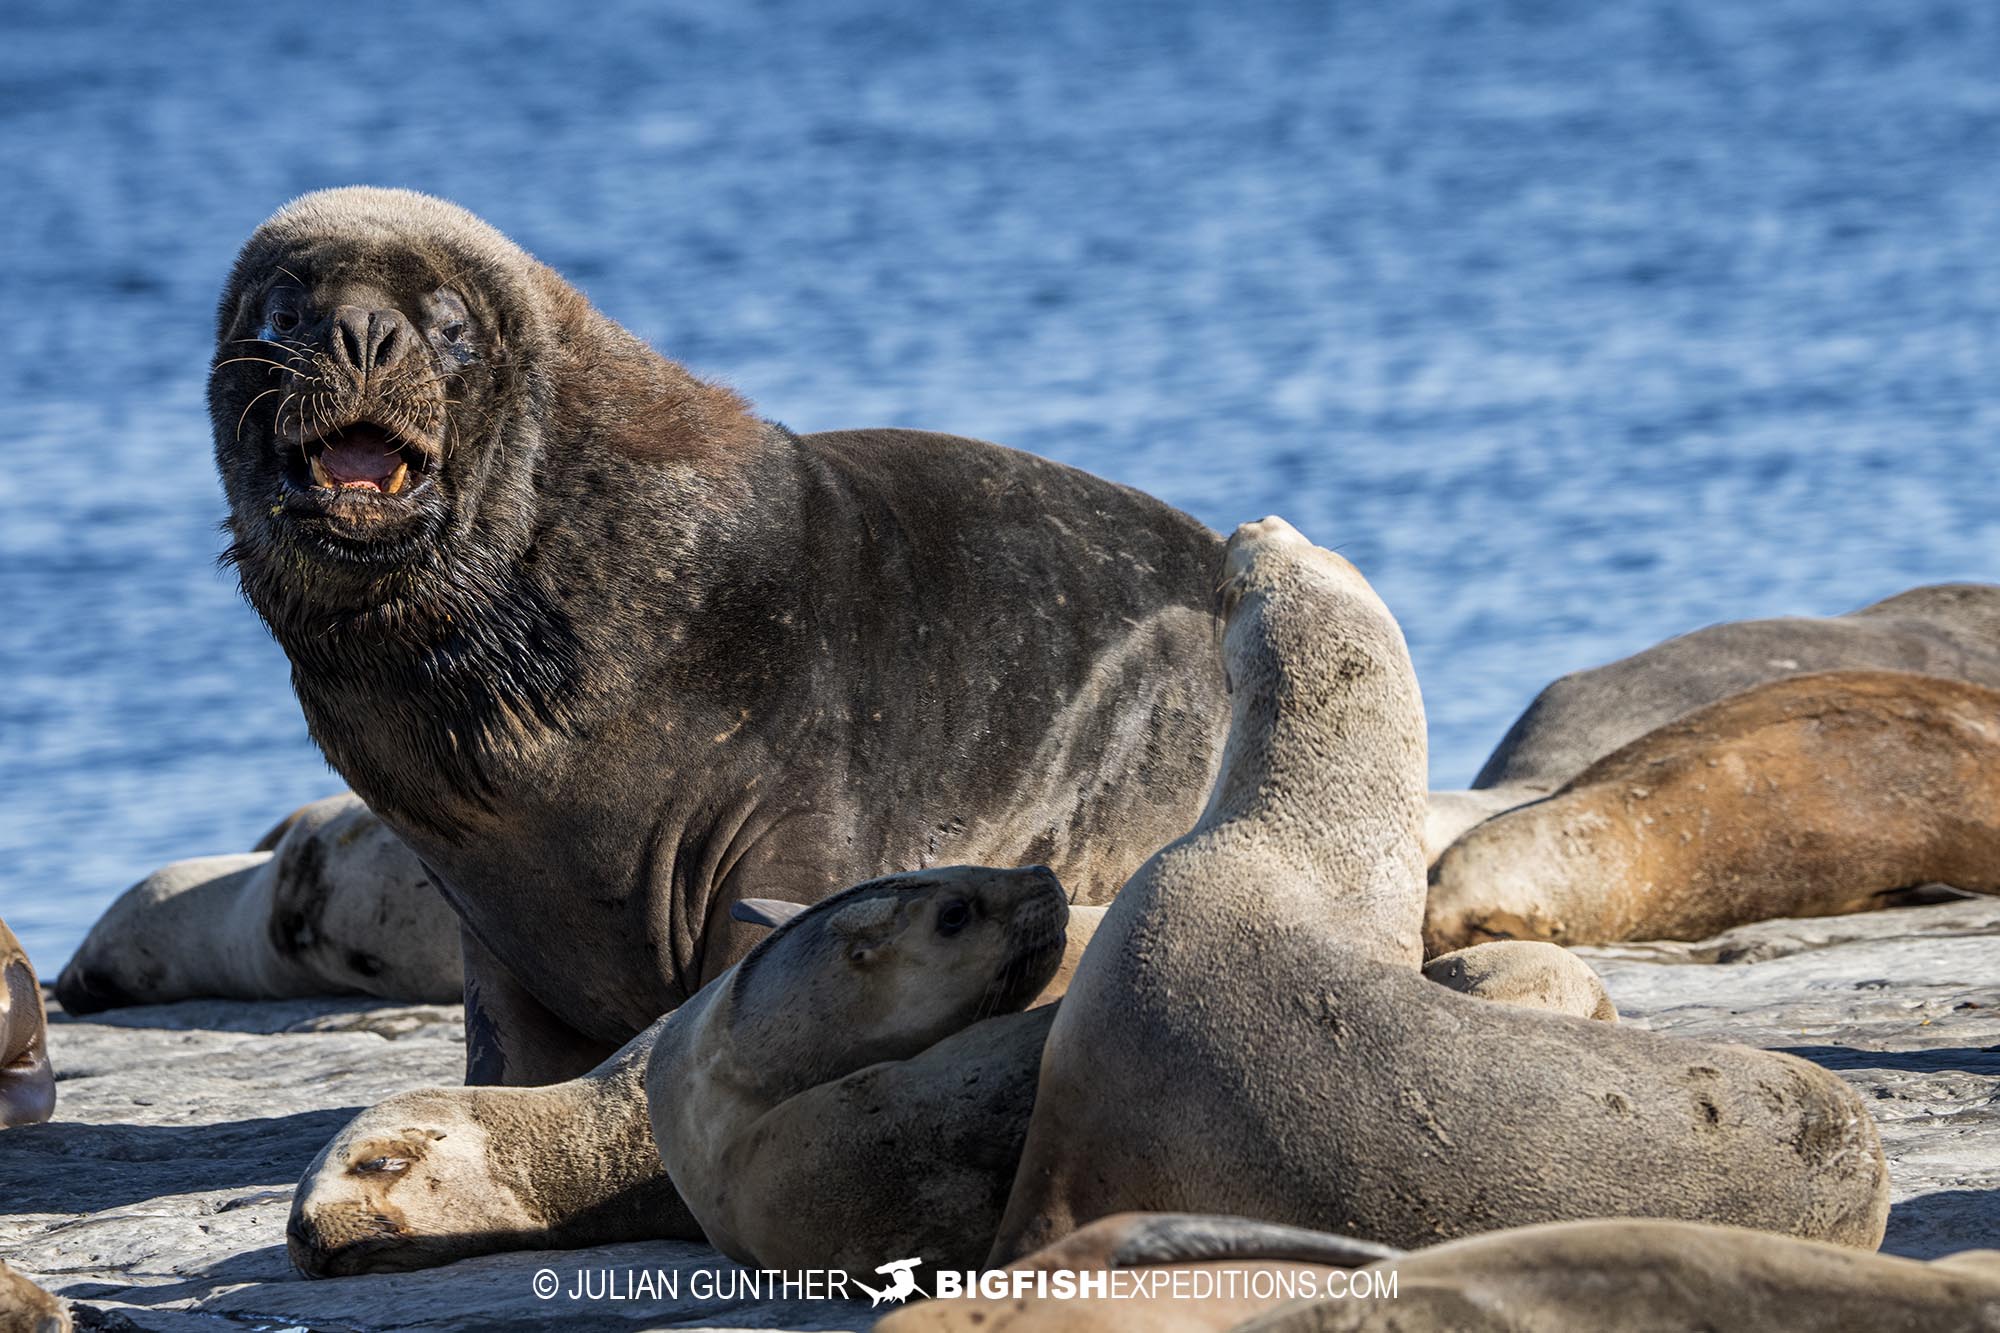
294, 422, 432, 497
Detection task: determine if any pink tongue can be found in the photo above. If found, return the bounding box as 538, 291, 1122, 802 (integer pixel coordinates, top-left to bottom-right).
321, 436, 398, 488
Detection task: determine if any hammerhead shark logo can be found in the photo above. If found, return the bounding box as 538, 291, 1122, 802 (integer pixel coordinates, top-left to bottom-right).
855, 1257, 922, 1306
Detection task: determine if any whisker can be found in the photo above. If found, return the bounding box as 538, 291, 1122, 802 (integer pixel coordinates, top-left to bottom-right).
235, 387, 284, 441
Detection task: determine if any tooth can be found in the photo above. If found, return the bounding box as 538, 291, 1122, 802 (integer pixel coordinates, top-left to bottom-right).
309, 456, 332, 488
385, 462, 410, 495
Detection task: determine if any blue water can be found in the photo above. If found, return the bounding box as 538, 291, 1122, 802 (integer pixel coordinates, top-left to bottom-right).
4, 0, 1999, 971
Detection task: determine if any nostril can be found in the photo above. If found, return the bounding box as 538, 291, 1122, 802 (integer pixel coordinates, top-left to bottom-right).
336, 315, 366, 370
374, 321, 399, 368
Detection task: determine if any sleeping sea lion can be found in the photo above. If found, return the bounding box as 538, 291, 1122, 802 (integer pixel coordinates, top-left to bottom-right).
210, 187, 1230, 1085
55, 793, 460, 1013
1426, 582, 2000, 858
1425, 671, 2000, 952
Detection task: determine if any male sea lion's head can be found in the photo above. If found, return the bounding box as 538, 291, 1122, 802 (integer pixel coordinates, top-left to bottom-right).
723, 865, 1070, 1094
211, 188, 551, 587
210, 187, 754, 620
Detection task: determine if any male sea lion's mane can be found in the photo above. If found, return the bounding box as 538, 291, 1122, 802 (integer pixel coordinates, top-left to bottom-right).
212, 188, 765, 838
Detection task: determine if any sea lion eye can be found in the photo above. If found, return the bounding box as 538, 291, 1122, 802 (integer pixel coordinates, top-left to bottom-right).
353, 1156, 409, 1175
440, 320, 466, 344
936, 899, 972, 936
264, 291, 302, 336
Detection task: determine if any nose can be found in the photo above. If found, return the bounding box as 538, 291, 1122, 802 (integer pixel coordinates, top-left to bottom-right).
52, 961, 131, 1016
328, 305, 415, 380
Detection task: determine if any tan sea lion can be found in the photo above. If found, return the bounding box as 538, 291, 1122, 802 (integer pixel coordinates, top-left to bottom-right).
1241, 1219, 2000, 1332
1425, 670, 2000, 953
0, 1261, 68, 1333
1421, 940, 1616, 1022
989, 518, 1888, 1263
288, 867, 1081, 1277
878, 1213, 1399, 1333
0, 918, 55, 1129
210, 187, 1234, 1087
1425, 583, 2000, 859
55, 793, 460, 1013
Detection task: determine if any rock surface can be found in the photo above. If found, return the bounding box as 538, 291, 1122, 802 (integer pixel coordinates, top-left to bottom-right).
0, 899, 1994, 1331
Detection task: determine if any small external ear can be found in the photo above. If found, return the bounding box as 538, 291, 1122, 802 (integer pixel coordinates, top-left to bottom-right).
732, 898, 807, 929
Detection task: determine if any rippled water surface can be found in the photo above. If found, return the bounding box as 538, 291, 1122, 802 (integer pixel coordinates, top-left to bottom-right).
5, 0, 1999, 967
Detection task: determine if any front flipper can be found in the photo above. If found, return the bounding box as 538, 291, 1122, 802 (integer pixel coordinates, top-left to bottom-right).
461, 925, 619, 1085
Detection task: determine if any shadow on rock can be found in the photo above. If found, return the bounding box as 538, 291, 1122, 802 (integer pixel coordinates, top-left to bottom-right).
1884, 1189, 2000, 1259
1777, 1044, 2000, 1075
0, 1108, 361, 1213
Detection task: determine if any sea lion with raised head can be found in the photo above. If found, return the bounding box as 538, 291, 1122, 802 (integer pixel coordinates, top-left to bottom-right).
289, 866, 1078, 1276
989, 518, 1888, 1263
1425, 583, 2000, 858
288, 866, 1622, 1277
0, 919, 55, 1129
55, 793, 460, 1013
647, 865, 1069, 1273
1241, 1218, 2000, 1332
210, 187, 1230, 1085
1425, 670, 2000, 953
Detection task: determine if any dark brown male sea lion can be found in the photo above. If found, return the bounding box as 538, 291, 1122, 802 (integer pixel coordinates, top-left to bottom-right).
209, 187, 1229, 1085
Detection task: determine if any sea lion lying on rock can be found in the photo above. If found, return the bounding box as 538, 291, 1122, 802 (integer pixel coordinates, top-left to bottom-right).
990, 518, 1888, 1263
290, 867, 1079, 1277
877, 1213, 1400, 1333
1425, 582, 2000, 857
55, 793, 460, 1013
290, 861, 1596, 1277
210, 187, 1232, 1085
888, 1215, 2000, 1333
1425, 671, 2000, 952
0, 919, 54, 1129
1240, 1218, 2000, 1332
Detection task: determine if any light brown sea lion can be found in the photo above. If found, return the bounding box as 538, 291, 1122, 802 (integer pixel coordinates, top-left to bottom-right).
55, 793, 460, 1013
1425, 583, 2000, 859
1421, 940, 1616, 1022
989, 518, 1888, 1264
0, 918, 55, 1129
877, 1213, 1399, 1333
0, 1261, 68, 1333
288, 867, 1082, 1277
1425, 670, 2000, 953
1240, 1219, 2000, 1332
210, 187, 1233, 1087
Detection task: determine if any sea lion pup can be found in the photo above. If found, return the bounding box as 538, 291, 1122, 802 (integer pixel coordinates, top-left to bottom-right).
1236, 1219, 2000, 1333
1424, 582, 2000, 858
1425, 670, 2000, 952
0, 919, 55, 1128
210, 187, 1231, 1086
0, 1260, 68, 1333
289, 866, 1076, 1277
877, 1213, 1401, 1333
54, 793, 460, 1013
989, 518, 1888, 1264
1421, 940, 1616, 1022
